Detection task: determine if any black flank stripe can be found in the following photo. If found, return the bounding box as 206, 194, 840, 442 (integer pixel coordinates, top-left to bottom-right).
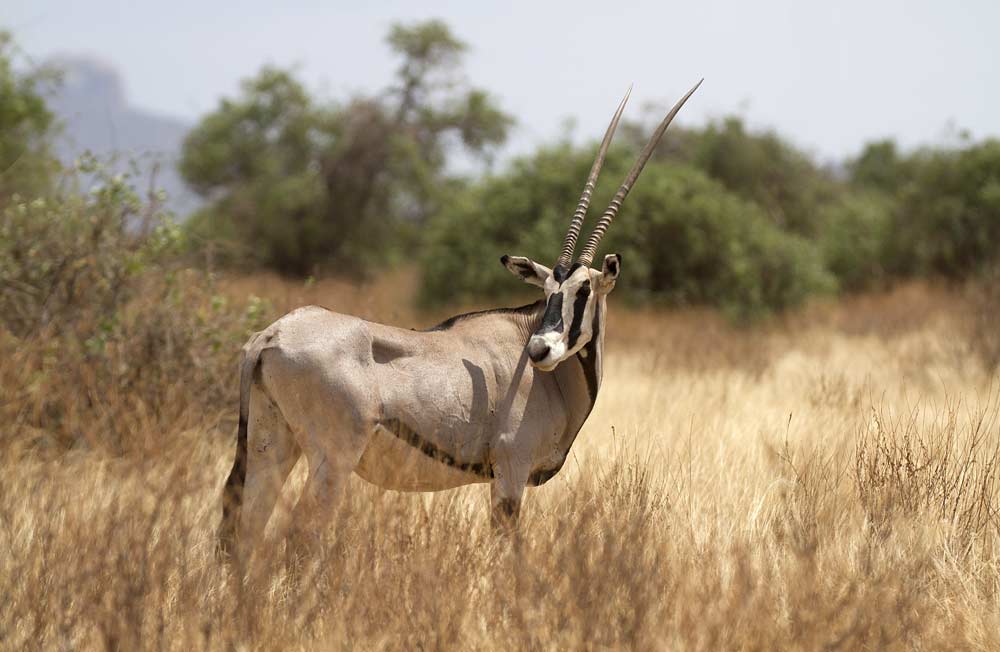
379, 418, 493, 479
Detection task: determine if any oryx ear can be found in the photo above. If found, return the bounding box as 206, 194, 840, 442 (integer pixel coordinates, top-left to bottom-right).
501, 255, 552, 288
596, 253, 622, 293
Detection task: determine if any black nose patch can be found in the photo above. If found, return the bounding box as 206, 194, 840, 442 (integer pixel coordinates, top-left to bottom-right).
527, 340, 551, 362
538, 292, 564, 334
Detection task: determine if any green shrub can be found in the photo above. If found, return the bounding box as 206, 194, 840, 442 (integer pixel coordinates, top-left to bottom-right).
0, 159, 176, 337
817, 192, 894, 292
886, 140, 1000, 278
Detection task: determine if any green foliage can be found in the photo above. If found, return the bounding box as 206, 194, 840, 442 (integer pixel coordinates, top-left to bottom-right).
0, 156, 182, 336
180, 69, 317, 194
886, 140, 1000, 278
180, 20, 512, 276
387, 19, 466, 89
816, 192, 893, 291
646, 116, 838, 236
606, 165, 835, 319
178, 69, 333, 273
0, 31, 59, 203
421, 144, 833, 320
849, 140, 910, 193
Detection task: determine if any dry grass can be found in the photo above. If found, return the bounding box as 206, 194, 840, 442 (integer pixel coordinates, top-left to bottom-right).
3, 276, 1000, 650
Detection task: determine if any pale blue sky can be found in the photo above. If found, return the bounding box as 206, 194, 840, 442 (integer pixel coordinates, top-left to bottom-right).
7, 0, 997, 161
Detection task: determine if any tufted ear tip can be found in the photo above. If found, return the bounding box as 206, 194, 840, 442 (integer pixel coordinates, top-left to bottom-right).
502, 255, 552, 288
603, 253, 621, 278
597, 254, 622, 293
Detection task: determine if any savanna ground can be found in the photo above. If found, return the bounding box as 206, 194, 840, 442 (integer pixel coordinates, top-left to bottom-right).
3, 273, 1000, 651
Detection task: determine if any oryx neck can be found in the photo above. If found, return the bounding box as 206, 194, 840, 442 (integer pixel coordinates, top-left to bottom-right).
527, 297, 606, 487
425, 300, 545, 338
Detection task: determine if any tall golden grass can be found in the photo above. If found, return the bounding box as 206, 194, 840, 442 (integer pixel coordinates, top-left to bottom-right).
2, 274, 1000, 650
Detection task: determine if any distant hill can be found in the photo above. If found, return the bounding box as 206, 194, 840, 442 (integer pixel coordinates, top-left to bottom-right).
46, 56, 200, 217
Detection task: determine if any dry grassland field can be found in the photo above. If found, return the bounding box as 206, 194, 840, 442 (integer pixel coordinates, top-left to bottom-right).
3, 273, 1000, 651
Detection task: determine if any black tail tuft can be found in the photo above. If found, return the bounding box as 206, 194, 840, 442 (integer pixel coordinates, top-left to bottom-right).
217, 412, 248, 561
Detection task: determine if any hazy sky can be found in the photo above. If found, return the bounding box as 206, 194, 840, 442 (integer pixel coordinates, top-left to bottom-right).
7, 0, 998, 162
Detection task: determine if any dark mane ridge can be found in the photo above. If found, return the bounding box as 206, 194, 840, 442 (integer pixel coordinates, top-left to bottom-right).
424, 300, 544, 332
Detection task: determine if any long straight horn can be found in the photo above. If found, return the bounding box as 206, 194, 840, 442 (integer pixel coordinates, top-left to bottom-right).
555, 87, 631, 269
577, 79, 703, 267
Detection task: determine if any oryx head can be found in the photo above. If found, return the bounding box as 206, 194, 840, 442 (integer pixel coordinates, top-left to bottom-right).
502, 80, 702, 371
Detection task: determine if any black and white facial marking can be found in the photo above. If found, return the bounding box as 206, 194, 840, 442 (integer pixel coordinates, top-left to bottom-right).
501, 253, 621, 371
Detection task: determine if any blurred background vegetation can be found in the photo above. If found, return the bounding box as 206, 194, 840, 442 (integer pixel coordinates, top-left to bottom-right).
3, 20, 1000, 325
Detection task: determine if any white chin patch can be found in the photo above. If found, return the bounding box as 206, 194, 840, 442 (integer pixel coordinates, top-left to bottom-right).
533, 338, 566, 371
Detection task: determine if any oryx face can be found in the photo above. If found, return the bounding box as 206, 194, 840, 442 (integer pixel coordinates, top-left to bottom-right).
502, 254, 621, 370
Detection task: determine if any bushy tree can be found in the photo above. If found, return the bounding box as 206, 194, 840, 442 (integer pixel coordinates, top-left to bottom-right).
180, 20, 512, 276
180, 69, 332, 273
0, 31, 59, 203
421, 143, 833, 320
849, 139, 910, 193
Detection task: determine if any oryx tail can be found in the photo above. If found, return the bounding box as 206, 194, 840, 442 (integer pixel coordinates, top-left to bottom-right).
218, 332, 268, 558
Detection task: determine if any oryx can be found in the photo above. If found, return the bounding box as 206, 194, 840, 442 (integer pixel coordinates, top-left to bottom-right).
218, 80, 702, 559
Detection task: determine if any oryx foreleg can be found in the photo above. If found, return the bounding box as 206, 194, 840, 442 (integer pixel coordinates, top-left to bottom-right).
489, 446, 531, 531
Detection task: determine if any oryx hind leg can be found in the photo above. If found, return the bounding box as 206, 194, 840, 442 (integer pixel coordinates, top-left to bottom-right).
238, 383, 301, 561
283, 447, 361, 561
275, 367, 375, 559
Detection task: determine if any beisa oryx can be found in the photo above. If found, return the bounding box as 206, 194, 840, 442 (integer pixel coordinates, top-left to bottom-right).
218, 80, 702, 560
